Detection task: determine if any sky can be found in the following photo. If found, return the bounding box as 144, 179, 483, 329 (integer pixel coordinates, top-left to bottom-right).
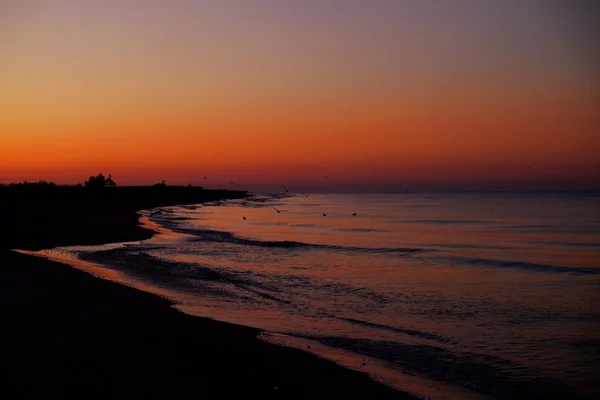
1, 0, 598, 191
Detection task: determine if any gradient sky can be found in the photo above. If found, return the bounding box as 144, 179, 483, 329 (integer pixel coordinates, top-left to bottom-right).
1, 0, 598, 191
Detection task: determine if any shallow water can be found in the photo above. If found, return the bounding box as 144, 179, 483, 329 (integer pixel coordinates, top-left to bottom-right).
26, 193, 600, 398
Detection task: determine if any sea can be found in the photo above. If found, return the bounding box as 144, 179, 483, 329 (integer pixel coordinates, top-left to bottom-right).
23, 193, 600, 399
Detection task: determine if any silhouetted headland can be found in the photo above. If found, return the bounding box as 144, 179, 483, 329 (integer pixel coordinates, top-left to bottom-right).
0, 179, 246, 250
0, 178, 409, 399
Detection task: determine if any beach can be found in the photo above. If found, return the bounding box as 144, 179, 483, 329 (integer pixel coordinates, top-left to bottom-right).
12, 191, 598, 399
0, 187, 408, 399
4, 1, 597, 397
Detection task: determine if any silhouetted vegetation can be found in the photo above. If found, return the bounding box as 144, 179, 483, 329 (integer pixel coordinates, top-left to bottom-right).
0, 175, 208, 197
0, 180, 61, 195
85, 173, 108, 188
2, 180, 57, 188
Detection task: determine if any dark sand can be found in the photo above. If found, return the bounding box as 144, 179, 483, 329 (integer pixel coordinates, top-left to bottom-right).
0, 186, 411, 399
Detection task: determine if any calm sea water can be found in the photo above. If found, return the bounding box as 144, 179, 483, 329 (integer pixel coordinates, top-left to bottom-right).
32, 193, 600, 398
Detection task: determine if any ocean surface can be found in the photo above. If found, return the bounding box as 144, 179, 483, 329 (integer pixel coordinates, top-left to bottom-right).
27, 193, 600, 398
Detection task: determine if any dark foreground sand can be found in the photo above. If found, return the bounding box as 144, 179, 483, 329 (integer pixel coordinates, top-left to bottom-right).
0, 187, 411, 399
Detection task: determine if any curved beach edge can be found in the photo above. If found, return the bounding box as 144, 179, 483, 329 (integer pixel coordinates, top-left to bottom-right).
1, 189, 414, 399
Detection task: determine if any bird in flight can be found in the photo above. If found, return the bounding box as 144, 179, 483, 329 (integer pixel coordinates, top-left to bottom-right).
284, 186, 291, 193
302, 193, 310, 197
229, 181, 236, 185
323, 175, 329, 180
243, 216, 247, 220
352, 212, 357, 216
204, 176, 208, 179
322, 213, 327, 217
272, 207, 284, 213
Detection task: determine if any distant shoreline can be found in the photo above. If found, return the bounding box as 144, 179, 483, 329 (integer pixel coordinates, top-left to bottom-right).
0, 186, 410, 398
0, 185, 248, 250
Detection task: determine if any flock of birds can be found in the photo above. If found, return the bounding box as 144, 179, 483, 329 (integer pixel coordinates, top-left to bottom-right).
259, 200, 356, 221
209, 175, 358, 220
150, 175, 358, 221
242, 179, 357, 221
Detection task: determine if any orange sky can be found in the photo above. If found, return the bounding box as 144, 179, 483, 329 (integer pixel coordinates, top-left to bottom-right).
1, 1, 598, 191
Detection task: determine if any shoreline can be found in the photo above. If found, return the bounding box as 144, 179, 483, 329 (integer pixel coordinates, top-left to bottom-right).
1, 187, 412, 398
20, 211, 477, 400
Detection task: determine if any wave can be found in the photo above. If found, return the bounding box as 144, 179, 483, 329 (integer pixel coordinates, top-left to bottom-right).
337, 245, 425, 254
154, 212, 425, 254
229, 200, 274, 208
79, 249, 288, 302
248, 221, 289, 227
429, 242, 515, 250
503, 224, 600, 235
335, 227, 390, 233
267, 193, 294, 199
177, 228, 426, 254
201, 201, 228, 207
338, 317, 455, 344
445, 255, 599, 275
399, 219, 486, 225
290, 223, 320, 228
185, 229, 316, 248
300, 336, 577, 399
78, 248, 396, 308
521, 240, 600, 248
177, 205, 199, 210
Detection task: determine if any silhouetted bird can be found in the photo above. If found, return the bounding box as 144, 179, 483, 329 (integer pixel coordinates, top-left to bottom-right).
302, 193, 310, 197
352, 212, 357, 216
322, 213, 327, 217
229, 181, 236, 185
272, 207, 283, 213
323, 175, 329, 180
204, 176, 208, 179
284, 186, 291, 193
243, 216, 247, 220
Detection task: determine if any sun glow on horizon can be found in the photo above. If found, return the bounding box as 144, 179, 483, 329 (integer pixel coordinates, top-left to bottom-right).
1, 1, 598, 191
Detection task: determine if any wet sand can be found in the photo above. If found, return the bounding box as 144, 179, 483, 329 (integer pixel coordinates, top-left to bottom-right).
0, 187, 411, 399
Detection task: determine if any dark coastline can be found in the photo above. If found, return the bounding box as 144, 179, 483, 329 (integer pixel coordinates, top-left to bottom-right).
0, 186, 410, 399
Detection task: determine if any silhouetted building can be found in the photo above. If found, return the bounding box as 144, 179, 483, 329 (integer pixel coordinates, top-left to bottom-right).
104, 175, 117, 187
